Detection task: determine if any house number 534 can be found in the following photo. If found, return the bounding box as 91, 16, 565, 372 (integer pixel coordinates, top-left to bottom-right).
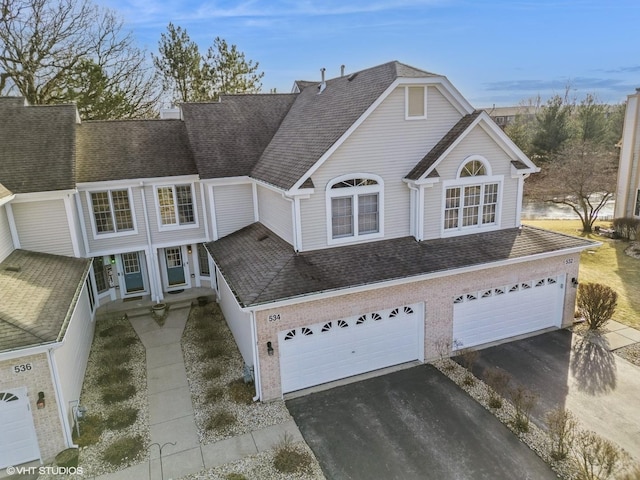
268, 313, 281, 322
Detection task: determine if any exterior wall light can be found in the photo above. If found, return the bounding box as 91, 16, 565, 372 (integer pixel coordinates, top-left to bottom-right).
36, 391, 45, 409
187, 244, 192, 254
267, 341, 274, 356
571, 277, 579, 288
109, 254, 116, 264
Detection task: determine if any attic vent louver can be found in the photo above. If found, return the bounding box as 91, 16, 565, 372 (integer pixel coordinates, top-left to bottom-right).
4, 265, 21, 272
257, 235, 269, 242
347, 72, 358, 82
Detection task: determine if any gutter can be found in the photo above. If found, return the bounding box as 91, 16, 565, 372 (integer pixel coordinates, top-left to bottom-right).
56, 259, 92, 343
47, 348, 76, 448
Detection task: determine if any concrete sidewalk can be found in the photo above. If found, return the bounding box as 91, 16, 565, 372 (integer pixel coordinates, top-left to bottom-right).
96, 303, 303, 480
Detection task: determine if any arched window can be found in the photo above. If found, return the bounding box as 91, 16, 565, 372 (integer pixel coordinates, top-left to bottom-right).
327, 174, 384, 243
443, 157, 500, 233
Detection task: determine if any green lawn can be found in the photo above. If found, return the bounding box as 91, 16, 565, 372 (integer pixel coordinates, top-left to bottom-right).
523, 219, 640, 328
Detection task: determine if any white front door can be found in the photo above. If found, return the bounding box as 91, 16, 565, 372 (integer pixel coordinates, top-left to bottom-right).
453, 275, 565, 350
0, 388, 41, 469
279, 303, 424, 394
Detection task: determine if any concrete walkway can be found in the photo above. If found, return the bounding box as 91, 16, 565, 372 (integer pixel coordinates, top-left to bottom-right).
96, 303, 303, 480
598, 320, 640, 350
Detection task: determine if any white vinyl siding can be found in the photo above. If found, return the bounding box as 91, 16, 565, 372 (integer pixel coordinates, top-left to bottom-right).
52, 283, 94, 430
422, 127, 520, 240
257, 185, 293, 245
12, 200, 74, 256
146, 182, 206, 245
300, 86, 462, 251
0, 206, 14, 262
217, 270, 253, 365
80, 188, 148, 254
213, 183, 255, 238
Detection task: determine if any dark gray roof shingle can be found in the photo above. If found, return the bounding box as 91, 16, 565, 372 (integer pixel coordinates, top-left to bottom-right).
0, 98, 77, 193
77, 119, 197, 182
207, 223, 594, 307
0, 249, 90, 353
406, 110, 481, 180
251, 61, 438, 190
181, 94, 298, 179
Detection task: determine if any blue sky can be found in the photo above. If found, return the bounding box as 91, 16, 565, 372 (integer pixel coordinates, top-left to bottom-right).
96, 0, 640, 107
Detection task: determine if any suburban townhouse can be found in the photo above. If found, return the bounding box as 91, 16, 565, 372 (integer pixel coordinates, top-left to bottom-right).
0, 61, 594, 466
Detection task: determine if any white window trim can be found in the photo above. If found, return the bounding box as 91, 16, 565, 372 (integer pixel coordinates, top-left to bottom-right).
86, 188, 138, 240
441, 174, 503, 237
326, 173, 384, 245
405, 85, 427, 120
154, 183, 200, 232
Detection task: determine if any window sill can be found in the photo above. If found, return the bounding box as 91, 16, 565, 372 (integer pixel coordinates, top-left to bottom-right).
92, 229, 139, 241
327, 231, 384, 246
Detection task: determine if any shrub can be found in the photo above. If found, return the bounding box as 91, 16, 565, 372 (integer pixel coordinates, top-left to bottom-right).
577, 283, 618, 330
97, 367, 131, 385
228, 379, 254, 405
101, 382, 136, 404
484, 367, 511, 409
102, 435, 144, 466
545, 407, 577, 461
100, 349, 132, 366
55, 448, 79, 468
570, 430, 625, 480
225, 474, 248, 480
273, 433, 313, 474
98, 324, 129, 338
199, 341, 230, 360
206, 410, 236, 432
205, 385, 225, 402
509, 385, 537, 433
103, 335, 138, 350
105, 407, 138, 430
458, 348, 478, 386
612, 217, 640, 241
202, 366, 222, 380
73, 414, 104, 447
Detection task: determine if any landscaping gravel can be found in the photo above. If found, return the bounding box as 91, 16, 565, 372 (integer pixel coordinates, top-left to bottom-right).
181, 303, 292, 444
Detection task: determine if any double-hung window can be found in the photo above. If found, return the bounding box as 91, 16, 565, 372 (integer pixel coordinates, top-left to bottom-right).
443, 158, 501, 234
327, 175, 384, 244
90, 189, 134, 236
156, 184, 196, 228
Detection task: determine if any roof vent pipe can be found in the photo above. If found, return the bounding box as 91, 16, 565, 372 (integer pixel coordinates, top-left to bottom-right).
318, 67, 327, 94
341, 65, 345, 77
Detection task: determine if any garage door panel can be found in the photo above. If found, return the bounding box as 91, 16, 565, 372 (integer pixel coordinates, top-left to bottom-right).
0, 388, 41, 469
279, 304, 423, 393
453, 277, 563, 349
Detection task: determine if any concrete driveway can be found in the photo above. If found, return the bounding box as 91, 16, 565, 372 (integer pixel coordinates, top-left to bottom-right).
471, 329, 640, 460
286, 365, 556, 480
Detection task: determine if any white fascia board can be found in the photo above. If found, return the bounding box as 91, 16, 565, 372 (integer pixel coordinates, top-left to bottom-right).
475, 112, 539, 171
202, 176, 253, 187
151, 238, 208, 250
0, 194, 15, 207
77, 174, 200, 190
431, 81, 475, 116
10, 189, 77, 203
240, 242, 596, 313
0, 341, 62, 361
253, 178, 287, 194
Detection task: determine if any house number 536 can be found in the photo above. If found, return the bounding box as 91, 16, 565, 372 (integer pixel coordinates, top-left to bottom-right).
268, 314, 281, 322
13, 363, 32, 374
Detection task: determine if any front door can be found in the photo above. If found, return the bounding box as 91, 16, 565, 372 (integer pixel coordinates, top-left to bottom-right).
165, 247, 186, 286
121, 252, 145, 294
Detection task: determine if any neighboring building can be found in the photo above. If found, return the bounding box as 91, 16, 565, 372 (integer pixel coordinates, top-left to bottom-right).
483, 105, 538, 129
0, 61, 594, 436
615, 89, 640, 219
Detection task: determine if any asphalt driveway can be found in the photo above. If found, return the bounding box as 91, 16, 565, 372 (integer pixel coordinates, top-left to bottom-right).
286, 365, 556, 480
471, 329, 640, 460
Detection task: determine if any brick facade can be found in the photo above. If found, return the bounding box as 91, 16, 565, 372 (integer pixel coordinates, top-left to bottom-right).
255, 253, 581, 400
0, 352, 66, 463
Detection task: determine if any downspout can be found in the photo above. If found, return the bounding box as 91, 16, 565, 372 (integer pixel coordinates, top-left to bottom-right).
139, 182, 161, 302
47, 348, 75, 448
74, 193, 91, 259
515, 173, 529, 228
250, 310, 262, 402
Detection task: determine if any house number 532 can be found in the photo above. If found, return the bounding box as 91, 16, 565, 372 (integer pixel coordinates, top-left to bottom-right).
268, 313, 281, 322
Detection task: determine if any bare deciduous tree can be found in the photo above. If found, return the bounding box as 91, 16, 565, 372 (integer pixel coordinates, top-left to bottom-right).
526, 140, 617, 233
0, 0, 158, 118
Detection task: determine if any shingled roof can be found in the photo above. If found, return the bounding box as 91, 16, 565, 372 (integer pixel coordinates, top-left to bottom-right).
0, 249, 91, 353
405, 110, 482, 181
250, 61, 439, 190
76, 119, 197, 182
181, 94, 298, 179
206, 223, 594, 307
0, 98, 77, 193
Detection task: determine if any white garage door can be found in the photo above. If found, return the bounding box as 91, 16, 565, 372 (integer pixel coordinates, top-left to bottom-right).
0, 388, 41, 469
279, 303, 424, 393
453, 275, 564, 350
